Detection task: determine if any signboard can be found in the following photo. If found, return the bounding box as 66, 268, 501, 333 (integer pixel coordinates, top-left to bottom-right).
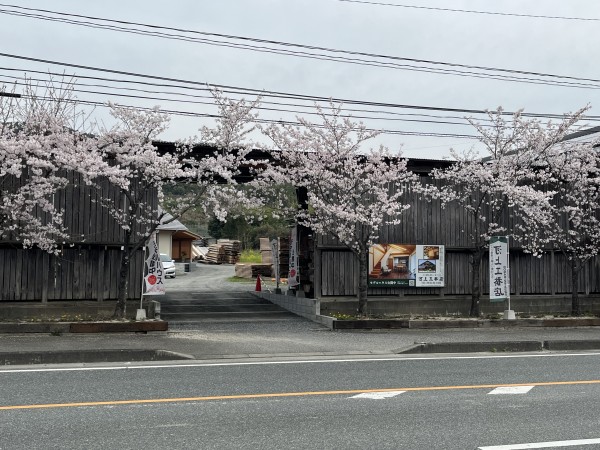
144, 233, 166, 295
489, 236, 510, 303
368, 244, 445, 287
288, 226, 299, 288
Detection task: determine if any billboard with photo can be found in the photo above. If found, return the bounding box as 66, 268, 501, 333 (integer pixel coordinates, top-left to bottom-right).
368, 244, 445, 287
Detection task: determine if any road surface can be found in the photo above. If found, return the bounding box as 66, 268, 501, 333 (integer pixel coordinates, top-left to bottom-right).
1, 352, 599, 449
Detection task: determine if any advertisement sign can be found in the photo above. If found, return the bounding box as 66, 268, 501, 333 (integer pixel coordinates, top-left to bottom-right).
368, 244, 445, 287
489, 236, 510, 303
288, 226, 299, 288
144, 233, 166, 295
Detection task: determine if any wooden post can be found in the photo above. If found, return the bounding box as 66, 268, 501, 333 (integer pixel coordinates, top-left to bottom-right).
41, 252, 49, 303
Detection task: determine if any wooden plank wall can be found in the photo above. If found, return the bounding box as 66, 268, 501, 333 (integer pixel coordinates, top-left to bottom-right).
0, 170, 156, 302
0, 245, 144, 302
320, 248, 599, 297
318, 176, 600, 297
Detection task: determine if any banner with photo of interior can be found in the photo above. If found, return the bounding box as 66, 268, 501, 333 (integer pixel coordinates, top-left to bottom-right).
368, 244, 445, 287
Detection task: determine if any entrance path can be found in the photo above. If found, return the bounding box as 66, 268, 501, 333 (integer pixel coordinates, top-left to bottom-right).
161, 263, 298, 323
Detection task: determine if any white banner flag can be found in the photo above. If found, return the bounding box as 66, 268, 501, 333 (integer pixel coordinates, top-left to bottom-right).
144, 232, 166, 295
489, 236, 510, 303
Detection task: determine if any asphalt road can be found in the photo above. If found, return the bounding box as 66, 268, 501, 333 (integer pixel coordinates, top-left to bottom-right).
1, 352, 599, 449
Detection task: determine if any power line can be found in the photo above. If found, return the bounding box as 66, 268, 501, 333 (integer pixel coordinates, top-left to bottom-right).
1, 4, 600, 89
6, 66, 598, 125
337, 0, 600, 22
17, 93, 480, 140
18, 69, 594, 129
1, 73, 483, 127
0, 52, 595, 123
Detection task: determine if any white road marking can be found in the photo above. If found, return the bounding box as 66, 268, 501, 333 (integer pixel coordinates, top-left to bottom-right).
350, 390, 406, 399
488, 385, 534, 395
478, 437, 600, 449
1, 352, 600, 374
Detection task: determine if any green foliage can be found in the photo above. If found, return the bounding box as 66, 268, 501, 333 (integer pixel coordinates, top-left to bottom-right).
329, 312, 358, 320
240, 249, 262, 263
163, 183, 297, 249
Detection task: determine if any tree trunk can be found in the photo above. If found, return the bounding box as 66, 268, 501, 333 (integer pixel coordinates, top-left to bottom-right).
571, 262, 581, 316
470, 249, 483, 317
114, 230, 132, 318
357, 248, 369, 316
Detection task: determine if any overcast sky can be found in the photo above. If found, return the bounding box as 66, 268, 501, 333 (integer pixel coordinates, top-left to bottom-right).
1, 0, 599, 158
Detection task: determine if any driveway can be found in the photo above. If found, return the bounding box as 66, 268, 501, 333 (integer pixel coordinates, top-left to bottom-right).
160, 263, 299, 324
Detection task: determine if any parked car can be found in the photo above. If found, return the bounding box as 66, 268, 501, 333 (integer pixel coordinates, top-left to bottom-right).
160, 253, 176, 278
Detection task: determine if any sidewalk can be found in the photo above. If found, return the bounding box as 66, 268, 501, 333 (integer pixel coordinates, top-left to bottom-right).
2, 318, 600, 365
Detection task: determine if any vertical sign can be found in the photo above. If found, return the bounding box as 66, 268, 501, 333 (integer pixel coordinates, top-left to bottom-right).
144, 233, 166, 295
415, 245, 445, 287
489, 236, 509, 303
270, 238, 280, 288
288, 226, 299, 288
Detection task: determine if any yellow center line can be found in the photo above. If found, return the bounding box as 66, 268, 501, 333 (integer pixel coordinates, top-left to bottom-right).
2, 379, 600, 411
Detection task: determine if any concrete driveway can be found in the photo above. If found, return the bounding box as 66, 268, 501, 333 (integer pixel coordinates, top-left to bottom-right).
161, 263, 298, 324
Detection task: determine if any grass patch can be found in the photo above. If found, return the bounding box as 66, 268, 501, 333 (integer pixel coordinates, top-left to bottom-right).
227, 276, 256, 283
239, 249, 262, 263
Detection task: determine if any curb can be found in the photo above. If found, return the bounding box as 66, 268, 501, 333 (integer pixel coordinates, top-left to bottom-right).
330, 317, 600, 330
0, 349, 193, 365
0, 321, 168, 334
398, 339, 600, 354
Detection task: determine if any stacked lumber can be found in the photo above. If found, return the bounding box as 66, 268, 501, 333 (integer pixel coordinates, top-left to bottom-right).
217, 239, 242, 264
278, 237, 290, 278
234, 263, 273, 279
205, 244, 225, 264
259, 238, 272, 264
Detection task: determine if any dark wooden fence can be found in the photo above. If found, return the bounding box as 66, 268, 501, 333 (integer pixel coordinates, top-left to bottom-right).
0, 245, 144, 301
315, 175, 600, 298
318, 247, 600, 297
0, 170, 156, 302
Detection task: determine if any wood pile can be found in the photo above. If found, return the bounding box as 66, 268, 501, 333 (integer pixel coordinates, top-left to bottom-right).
257, 236, 290, 278
259, 238, 272, 264
234, 263, 273, 279
278, 237, 290, 278
205, 244, 225, 264
218, 239, 242, 264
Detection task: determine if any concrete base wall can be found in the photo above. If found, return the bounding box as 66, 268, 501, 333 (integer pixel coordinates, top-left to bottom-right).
254, 292, 334, 328
319, 295, 600, 316
0, 301, 142, 320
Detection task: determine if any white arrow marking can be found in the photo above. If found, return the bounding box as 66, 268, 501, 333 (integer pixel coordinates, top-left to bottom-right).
488, 385, 534, 395
478, 437, 600, 449
350, 390, 406, 399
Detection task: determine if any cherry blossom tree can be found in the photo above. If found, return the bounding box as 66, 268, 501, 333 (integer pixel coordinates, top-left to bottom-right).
533, 128, 600, 315
98, 89, 262, 317
429, 107, 587, 316
263, 103, 416, 315
0, 78, 119, 253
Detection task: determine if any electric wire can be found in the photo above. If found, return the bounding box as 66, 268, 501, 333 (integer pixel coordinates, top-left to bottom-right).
1, 53, 595, 125
16, 93, 480, 139
0, 4, 599, 89
337, 0, 600, 22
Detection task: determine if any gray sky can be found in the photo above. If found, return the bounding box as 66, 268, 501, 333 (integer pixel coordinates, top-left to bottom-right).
1, 0, 599, 158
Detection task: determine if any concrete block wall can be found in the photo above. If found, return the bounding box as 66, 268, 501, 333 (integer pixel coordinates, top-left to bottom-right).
319, 295, 600, 317
255, 292, 334, 328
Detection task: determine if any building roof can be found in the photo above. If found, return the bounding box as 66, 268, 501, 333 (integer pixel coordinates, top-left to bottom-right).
157, 212, 189, 231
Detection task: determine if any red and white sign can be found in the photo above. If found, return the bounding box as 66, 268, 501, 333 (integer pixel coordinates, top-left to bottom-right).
144, 233, 165, 295
288, 226, 299, 288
